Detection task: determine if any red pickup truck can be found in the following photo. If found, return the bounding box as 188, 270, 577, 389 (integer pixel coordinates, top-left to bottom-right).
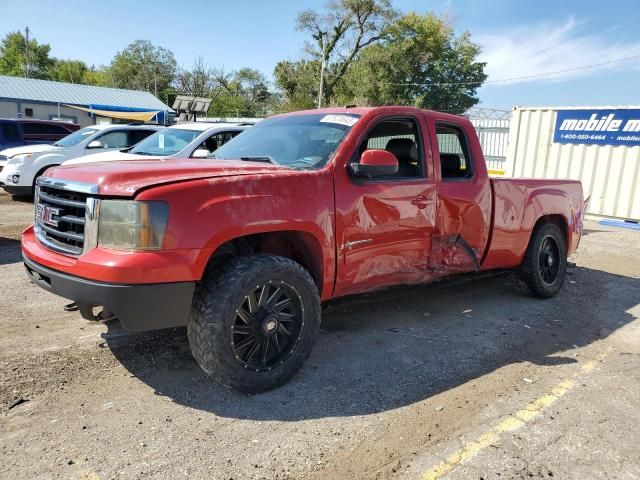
22, 107, 584, 392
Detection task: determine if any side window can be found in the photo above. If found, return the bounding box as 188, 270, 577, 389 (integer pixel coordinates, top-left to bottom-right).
95, 130, 128, 149
24, 123, 71, 136
357, 118, 424, 178
197, 131, 239, 156
128, 129, 155, 146
436, 125, 473, 180
1, 123, 21, 142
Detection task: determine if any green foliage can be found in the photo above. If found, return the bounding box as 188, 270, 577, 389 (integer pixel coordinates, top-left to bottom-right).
341, 13, 487, 113
275, 5, 487, 113
80, 66, 111, 87
48, 59, 88, 83
277, 0, 397, 108
108, 40, 177, 99
209, 68, 274, 117
273, 60, 321, 111
0, 31, 55, 79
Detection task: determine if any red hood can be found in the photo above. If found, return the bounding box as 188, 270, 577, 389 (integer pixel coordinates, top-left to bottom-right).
46, 158, 291, 196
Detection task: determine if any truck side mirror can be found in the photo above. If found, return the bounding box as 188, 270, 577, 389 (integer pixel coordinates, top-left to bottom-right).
349, 149, 399, 178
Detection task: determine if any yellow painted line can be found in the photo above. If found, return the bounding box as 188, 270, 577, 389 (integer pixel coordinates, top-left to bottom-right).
420, 349, 611, 480
488, 169, 505, 175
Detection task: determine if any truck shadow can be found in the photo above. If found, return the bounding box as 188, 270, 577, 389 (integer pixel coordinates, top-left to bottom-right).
103, 265, 638, 421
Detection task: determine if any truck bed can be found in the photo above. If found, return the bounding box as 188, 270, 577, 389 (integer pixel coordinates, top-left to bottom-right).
482, 178, 584, 269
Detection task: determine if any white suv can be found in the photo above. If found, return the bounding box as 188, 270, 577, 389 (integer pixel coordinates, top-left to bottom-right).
0, 124, 158, 196
63, 123, 249, 166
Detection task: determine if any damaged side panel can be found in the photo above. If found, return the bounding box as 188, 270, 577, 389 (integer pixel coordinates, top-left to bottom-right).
428, 186, 492, 274
429, 234, 480, 272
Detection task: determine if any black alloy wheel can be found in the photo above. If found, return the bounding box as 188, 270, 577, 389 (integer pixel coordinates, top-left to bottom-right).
188, 254, 321, 393
231, 280, 304, 372
538, 235, 561, 285
519, 222, 567, 298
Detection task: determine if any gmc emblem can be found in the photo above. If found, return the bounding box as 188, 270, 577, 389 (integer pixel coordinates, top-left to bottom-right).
37, 204, 60, 227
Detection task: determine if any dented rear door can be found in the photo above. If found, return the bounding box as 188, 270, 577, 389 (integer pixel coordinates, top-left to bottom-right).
428, 116, 492, 272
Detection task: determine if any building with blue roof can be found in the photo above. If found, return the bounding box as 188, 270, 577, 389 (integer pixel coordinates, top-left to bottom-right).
0, 75, 172, 126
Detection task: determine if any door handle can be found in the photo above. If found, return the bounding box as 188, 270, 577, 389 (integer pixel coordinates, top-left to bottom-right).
411, 195, 433, 209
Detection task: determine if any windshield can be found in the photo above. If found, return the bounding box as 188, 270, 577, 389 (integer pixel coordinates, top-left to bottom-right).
130, 128, 201, 156
211, 113, 360, 169
53, 127, 99, 147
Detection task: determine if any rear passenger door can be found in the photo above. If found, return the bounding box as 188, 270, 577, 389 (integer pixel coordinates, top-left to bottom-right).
429, 120, 492, 272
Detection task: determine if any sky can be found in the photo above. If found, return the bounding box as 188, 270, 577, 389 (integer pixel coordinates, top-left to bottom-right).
2, 0, 640, 110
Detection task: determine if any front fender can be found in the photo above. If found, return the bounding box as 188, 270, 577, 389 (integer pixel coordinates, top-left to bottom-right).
135, 171, 336, 297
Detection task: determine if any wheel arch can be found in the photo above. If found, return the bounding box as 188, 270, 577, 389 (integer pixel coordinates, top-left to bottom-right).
529, 213, 569, 251
33, 164, 60, 187
202, 229, 327, 296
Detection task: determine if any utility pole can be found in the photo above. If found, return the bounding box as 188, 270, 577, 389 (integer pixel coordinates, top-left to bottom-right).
24, 26, 30, 79
317, 32, 326, 109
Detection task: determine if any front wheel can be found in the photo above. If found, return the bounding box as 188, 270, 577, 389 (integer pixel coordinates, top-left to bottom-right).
519, 223, 567, 298
188, 254, 321, 393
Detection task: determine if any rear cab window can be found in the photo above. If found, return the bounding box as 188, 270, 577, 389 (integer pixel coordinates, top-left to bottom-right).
436, 124, 473, 181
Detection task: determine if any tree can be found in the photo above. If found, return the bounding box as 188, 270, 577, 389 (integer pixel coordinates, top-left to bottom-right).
275, 0, 397, 107
48, 59, 88, 84
273, 60, 321, 111
173, 61, 276, 117
81, 66, 111, 87
175, 58, 216, 98
0, 31, 55, 79
209, 68, 274, 117
340, 13, 487, 113
108, 40, 177, 99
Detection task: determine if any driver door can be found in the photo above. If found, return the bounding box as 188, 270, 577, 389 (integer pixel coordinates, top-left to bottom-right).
333, 115, 437, 296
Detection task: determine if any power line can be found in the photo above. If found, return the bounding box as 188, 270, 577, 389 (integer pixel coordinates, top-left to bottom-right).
386, 53, 640, 87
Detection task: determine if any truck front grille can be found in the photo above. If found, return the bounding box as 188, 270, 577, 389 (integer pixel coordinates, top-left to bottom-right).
34, 178, 99, 256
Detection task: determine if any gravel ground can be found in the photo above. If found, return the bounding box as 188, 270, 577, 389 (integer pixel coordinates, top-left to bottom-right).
0, 190, 638, 480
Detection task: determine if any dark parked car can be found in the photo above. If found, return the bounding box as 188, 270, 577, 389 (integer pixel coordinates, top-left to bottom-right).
0, 119, 80, 150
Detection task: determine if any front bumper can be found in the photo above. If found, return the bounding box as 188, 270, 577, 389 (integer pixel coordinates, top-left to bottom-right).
2, 184, 32, 196
23, 254, 195, 331
0, 162, 30, 195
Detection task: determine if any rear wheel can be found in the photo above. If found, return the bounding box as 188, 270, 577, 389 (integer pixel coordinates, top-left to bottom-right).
519, 223, 567, 298
188, 254, 321, 393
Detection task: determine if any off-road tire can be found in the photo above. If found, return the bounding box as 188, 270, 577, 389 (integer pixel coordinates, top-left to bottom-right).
188, 254, 321, 393
519, 223, 567, 298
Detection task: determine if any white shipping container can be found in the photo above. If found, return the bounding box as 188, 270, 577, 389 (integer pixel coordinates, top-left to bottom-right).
506, 106, 640, 221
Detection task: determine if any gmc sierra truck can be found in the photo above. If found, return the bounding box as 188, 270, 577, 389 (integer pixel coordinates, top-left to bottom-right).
21, 107, 584, 392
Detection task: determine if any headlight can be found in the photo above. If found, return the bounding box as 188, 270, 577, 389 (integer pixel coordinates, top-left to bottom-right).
7, 154, 30, 165
10, 153, 32, 160
98, 200, 168, 250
